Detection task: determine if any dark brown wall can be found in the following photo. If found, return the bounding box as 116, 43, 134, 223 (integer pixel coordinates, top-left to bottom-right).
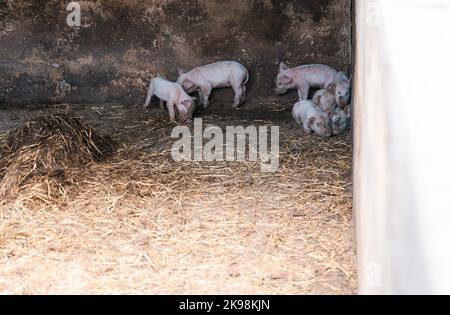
0, 0, 351, 105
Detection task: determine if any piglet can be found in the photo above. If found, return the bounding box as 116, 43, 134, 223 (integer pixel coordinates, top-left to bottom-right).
328, 72, 352, 107
144, 77, 195, 124
275, 62, 339, 100
292, 100, 332, 138
312, 88, 337, 116
177, 61, 249, 109
331, 105, 352, 135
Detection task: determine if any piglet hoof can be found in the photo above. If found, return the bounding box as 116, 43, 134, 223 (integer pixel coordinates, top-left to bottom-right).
232, 103, 241, 109
237, 100, 247, 108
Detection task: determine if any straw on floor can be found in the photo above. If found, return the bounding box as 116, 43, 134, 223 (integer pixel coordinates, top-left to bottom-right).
0, 102, 355, 294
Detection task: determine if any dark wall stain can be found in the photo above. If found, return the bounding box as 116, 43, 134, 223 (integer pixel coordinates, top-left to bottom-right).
0, 0, 351, 105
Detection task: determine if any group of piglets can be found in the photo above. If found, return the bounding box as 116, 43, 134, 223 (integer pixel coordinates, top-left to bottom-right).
275, 62, 352, 138
143, 60, 352, 138
143, 61, 249, 123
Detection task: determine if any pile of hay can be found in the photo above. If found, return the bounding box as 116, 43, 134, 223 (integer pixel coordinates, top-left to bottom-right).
0, 108, 115, 198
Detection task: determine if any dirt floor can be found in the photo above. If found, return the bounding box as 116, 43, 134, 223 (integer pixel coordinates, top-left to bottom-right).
0, 97, 356, 294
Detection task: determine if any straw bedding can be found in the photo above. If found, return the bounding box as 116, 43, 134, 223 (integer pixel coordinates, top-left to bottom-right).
0, 108, 115, 198
0, 101, 355, 294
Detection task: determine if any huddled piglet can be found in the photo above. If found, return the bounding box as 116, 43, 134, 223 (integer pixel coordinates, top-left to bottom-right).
144, 77, 195, 124
292, 100, 332, 138
328, 72, 352, 107
274, 62, 340, 100
177, 61, 249, 109
312, 88, 337, 116
331, 105, 352, 135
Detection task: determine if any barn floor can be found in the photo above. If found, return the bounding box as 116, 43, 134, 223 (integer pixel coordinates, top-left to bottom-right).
0, 97, 356, 294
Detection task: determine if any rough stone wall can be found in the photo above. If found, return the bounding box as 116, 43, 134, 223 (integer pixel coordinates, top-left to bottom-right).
0, 0, 351, 105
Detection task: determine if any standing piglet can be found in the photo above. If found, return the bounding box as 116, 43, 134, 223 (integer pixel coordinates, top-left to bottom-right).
331, 105, 352, 135
177, 61, 249, 109
144, 77, 195, 124
328, 72, 352, 107
312, 88, 337, 116
292, 100, 332, 138
275, 62, 339, 100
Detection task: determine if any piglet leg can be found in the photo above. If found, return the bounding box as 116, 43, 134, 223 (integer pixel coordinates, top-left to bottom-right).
304, 117, 314, 134
199, 85, 212, 109
167, 100, 176, 123
298, 84, 310, 101
241, 85, 247, 103
144, 82, 154, 109
232, 85, 244, 108
232, 82, 248, 108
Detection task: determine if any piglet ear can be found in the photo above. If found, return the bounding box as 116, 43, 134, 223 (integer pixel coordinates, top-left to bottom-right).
312, 93, 319, 104
279, 61, 288, 72
281, 75, 293, 85
183, 79, 195, 89
177, 68, 186, 76
182, 99, 192, 108
327, 83, 336, 92
306, 116, 315, 129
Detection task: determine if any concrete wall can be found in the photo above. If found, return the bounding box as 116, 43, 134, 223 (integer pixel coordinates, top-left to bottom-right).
354, 0, 450, 294
0, 0, 351, 105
